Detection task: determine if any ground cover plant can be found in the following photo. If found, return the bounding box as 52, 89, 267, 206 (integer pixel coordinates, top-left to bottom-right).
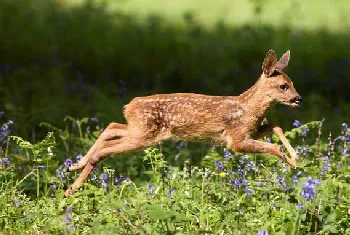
0, 111, 349, 234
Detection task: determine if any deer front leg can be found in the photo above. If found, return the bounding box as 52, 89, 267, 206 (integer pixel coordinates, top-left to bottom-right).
231, 138, 296, 168
254, 124, 298, 163
69, 122, 128, 171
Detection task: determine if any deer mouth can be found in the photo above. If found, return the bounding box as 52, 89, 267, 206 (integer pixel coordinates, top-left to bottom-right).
290, 96, 303, 107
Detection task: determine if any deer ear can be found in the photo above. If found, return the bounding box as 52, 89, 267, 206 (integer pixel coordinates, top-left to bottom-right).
262, 49, 277, 77
275, 50, 290, 71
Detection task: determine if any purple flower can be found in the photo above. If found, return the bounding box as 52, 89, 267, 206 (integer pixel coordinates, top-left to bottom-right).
246, 161, 255, 171
50, 184, 57, 190
223, 148, 232, 158
13, 199, 20, 207
296, 203, 305, 209
101, 173, 108, 182
301, 128, 309, 137
76, 154, 83, 161
242, 179, 248, 187
243, 188, 254, 199
215, 160, 224, 171
167, 188, 175, 199
271, 203, 275, 209
37, 165, 46, 169
0, 120, 13, 146
257, 231, 268, 235
66, 206, 72, 214
266, 137, 272, 143
149, 184, 155, 195
90, 117, 99, 123
177, 140, 185, 150
232, 179, 240, 190
114, 176, 127, 187
257, 182, 263, 187
0, 111, 3, 117
64, 158, 72, 168
293, 120, 302, 127
2, 157, 10, 164
301, 176, 321, 200
64, 215, 71, 222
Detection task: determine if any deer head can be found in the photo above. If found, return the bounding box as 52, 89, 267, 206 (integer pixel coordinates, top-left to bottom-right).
260, 49, 302, 107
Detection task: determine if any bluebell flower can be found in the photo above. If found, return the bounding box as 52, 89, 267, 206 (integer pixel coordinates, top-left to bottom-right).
223, 148, 232, 158
2, 157, 10, 164
243, 188, 254, 199
114, 176, 127, 187
0, 120, 13, 146
271, 203, 275, 209
257, 182, 263, 187
237, 166, 245, 178
50, 184, 57, 190
257, 230, 268, 235
66, 206, 72, 214
246, 161, 255, 171
101, 173, 108, 182
301, 176, 321, 200
37, 165, 46, 169
149, 184, 155, 195
301, 128, 309, 137
13, 199, 20, 207
296, 203, 305, 209
177, 140, 185, 150
76, 154, 83, 161
242, 179, 248, 187
64, 158, 72, 168
215, 160, 224, 171
167, 188, 175, 199
293, 120, 302, 127
90, 117, 99, 123
266, 137, 272, 143
56, 165, 66, 180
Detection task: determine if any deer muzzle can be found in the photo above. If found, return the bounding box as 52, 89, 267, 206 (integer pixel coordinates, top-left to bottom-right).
290, 96, 303, 106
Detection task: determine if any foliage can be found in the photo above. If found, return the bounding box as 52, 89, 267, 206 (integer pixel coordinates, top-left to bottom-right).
0, 113, 349, 234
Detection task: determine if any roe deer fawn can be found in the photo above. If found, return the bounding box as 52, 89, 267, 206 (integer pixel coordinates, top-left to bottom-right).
64, 49, 302, 196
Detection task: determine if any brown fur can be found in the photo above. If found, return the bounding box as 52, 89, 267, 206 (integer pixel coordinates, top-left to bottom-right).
64, 49, 301, 197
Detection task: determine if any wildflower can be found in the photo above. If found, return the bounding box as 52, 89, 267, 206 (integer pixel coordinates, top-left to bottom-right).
64, 206, 72, 222
266, 137, 272, 143
237, 166, 245, 178
271, 203, 275, 209
277, 176, 291, 190
301, 176, 321, 200
177, 140, 185, 150
223, 148, 232, 158
13, 199, 20, 207
167, 188, 175, 199
242, 179, 248, 187
246, 161, 255, 171
257, 182, 263, 187
148, 184, 155, 195
67, 224, 74, 232
101, 173, 108, 182
239, 209, 244, 215
64, 158, 72, 168
50, 184, 57, 190
76, 154, 83, 161
292, 171, 302, 183
243, 188, 254, 199
2, 157, 10, 164
242, 155, 248, 160
0, 120, 13, 146
90, 117, 99, 123
257, 231, 268, 235
37, 165, 46, 169
301, 128, 309, 137
114, 176, 127, 187
232, 179, 240, 190
293, 120, 302, 128
56, 165, 66, 180
215, 160, 224, 171
0, 111, 3, 117
219, 172, 227, 178
296, 203, 305, 209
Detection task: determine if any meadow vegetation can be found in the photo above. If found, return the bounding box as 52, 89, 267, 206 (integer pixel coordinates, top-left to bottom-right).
0, 0, 349, 234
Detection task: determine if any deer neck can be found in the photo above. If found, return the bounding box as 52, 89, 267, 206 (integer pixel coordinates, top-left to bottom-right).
239, 78, 276, 120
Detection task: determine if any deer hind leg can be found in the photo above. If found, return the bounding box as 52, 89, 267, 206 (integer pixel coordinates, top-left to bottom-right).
69, 122, 128, 171
64, 131, 161, 197
254, 124, 298, 163
231, 138, 296, 168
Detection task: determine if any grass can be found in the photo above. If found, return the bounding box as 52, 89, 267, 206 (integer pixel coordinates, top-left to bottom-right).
63, 0, 350, 32
0, 113, 349, 234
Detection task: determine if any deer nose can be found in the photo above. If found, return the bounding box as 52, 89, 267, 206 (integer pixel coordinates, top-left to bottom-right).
290, 96, 303, 104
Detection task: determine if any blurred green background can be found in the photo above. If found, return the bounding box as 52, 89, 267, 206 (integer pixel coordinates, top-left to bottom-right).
0, 0, 349, 141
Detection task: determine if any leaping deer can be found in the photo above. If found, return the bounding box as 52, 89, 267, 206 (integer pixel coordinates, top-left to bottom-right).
65, 49, 302, 197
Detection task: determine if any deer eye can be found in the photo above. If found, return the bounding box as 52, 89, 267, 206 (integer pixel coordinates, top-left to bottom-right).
279, 84, 289, 90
